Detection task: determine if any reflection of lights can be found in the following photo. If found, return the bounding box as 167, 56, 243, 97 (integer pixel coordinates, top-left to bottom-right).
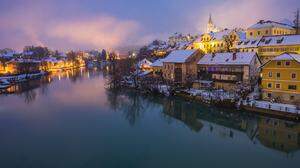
58, 74, 61, 81
106, 66, 109, 71
48, 77, 51, 83
87, 72, 90, 78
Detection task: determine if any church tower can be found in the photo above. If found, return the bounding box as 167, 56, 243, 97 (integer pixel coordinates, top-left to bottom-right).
207, 14, 219, 33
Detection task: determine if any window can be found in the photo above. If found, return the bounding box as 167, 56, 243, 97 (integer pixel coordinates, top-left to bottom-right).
275, 83, 281, 89
276, 73, 281, 78
291, 73, 297, 79
285, 61, 291, 66
258, 31, 261, 35
268, 72, 272, 77
268, 83, 272, 88
290, 96, 295, 101
250, 32, 253, 36
288, 85, 297, 90
265, 30, 269, 34
277, 61, 281, 66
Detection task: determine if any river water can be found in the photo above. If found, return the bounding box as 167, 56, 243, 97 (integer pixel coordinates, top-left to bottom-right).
0, 68, 299, 168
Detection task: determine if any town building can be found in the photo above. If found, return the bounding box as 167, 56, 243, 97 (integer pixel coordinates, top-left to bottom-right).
246, 20, 295, 39
5, 59, 41, 75
196, 52, 261, 91
206, 14, 220, 33
162, 50, 203, 84
236, 38, 261, 53
192, 29, 246, 53
257, 34, 300, 63
137, 58, 152, 71
150, 59, 164, 75
261, 53, 300, 104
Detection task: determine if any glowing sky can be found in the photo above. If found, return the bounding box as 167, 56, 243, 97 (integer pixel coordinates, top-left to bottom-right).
0, 0, 299, 51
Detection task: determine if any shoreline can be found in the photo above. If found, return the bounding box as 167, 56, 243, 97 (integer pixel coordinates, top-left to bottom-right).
122, 85, 300, 121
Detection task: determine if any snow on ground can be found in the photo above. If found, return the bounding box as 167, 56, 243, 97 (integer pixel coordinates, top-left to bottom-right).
185, 89, 237, 101
243, 100, 300, 114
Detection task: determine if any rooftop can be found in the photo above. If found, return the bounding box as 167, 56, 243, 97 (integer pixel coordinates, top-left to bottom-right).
163, 50, 197, 63
248, 20, 294, 30
198, 52, 257, 65
258, 34, 300, 46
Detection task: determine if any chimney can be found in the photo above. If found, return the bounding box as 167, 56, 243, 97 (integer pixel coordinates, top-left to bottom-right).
232, 52, 237, 61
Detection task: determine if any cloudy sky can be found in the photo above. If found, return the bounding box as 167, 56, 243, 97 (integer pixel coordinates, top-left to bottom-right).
0, 0, 299, 51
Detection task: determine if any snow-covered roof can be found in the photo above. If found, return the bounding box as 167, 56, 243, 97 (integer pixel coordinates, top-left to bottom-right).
150, 59, 164, 67
258, 35, 300, 47
163, 50, 197, 63
272, 53, 300, 63
210, 29, 232, 40
8, 58, 41, 63
198, 52, 257, 65
137, 58, 152, 68
236, 38, 261, 49
248, 20, 294, 30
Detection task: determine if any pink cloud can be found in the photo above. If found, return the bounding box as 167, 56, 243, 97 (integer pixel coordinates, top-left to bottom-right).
47, 16, 141, 50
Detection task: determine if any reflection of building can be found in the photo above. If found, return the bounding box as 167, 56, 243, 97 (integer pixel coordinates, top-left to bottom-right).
261, 53, 300, 104
196, 52, 261, 91
162, 50, 203, 83
162, 99, 203, 132
257, 117, 300, 154
246, 20, 295, 39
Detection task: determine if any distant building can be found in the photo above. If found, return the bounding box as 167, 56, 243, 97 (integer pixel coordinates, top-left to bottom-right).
246, 20, 296, 39
162, 50, 203, 84
137, 58, 152, 71
192, 29, 246, 53
261, 53, 300, 104
196, 52, 261, 91
5, 59, 41, 75
207, 14, 220, 33
236, 38, 261, 53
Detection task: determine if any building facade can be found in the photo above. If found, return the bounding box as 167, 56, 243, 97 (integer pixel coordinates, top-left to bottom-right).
192, 29, 246, 54
196, 52, 261, 91
246, 20, 295, 39
261, 53, 300, 104
257, 35, 300, 64
162, 50, 203, 84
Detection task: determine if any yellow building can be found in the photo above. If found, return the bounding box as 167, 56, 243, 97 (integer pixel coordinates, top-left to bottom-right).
246, 20, 295, 39
258, 35, 300, 63
192, 29, 246, 54
236, 38, 260, 53
261, 53, 300, 104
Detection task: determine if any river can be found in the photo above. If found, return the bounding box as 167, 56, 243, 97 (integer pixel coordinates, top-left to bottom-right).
0, 68, 299, 168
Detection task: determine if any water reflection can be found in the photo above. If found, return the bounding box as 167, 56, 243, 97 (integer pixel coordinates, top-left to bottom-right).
2, 68, 102, 104
107, 89, 300, 155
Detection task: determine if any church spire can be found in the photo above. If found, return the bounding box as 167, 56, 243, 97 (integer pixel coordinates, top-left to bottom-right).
209, 13, 213, 24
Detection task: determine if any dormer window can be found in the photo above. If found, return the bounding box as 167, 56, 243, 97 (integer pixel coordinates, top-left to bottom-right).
286, 61, 291, 66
